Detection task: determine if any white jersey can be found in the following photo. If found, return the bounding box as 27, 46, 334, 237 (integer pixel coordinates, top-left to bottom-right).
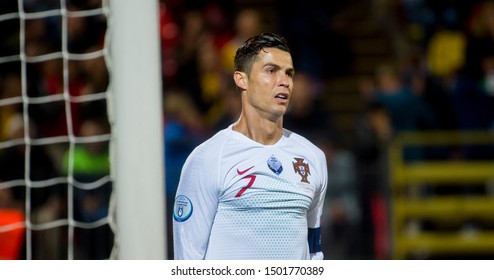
173, 125, 328, 260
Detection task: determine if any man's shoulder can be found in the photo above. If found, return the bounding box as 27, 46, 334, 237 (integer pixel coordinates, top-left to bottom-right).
283, 128, 319, 148
283, 128, 326, 158
179, 128, 231, 176
189, 127, 232, 157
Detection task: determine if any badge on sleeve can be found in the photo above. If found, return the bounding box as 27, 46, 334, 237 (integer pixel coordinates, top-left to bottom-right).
173, 195, 193, 222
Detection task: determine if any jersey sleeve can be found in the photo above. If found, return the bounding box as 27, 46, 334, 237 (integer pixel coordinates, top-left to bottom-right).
307, 149, 328, 260
173, 145, 220, 260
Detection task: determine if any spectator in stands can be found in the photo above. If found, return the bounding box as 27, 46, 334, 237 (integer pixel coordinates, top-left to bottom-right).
0, 71, 22, 142
212, 79, 242, 132
373, 62, 437, 132
195, 34, 230, 127
0, 187, 24, 260
0, 113, 65, 259
78, 46, 109, 96
353, 101, 393, 259
319, 137, 360, 260
451, 0, 494, 140
220, 8, 264, 73
174, 10, 211, 114
62, 117, 112, 259
370, 62, 437, 161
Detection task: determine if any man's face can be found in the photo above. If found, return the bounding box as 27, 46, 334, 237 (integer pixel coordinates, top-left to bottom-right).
244, 47, 294, 121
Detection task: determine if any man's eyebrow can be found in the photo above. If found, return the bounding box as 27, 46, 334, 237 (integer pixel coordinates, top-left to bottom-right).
263, 63, 280, 68
263, 63, 294, 72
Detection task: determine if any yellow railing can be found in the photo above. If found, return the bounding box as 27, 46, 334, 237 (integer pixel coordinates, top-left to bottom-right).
389, 131, 494, 259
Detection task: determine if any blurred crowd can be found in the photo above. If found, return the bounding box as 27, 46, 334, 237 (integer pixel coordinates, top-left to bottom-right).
160, 0, 494, 260
1, 0, 494, 260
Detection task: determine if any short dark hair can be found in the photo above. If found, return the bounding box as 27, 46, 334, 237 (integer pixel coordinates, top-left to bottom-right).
233, 32, 291, 75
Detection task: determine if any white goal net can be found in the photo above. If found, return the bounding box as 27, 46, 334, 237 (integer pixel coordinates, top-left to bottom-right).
0, 0, 165, 260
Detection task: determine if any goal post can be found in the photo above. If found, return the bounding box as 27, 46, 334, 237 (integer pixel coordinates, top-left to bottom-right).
109, 0, 166, 259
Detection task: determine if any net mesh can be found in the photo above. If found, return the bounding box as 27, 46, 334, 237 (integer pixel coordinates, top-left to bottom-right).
0, 0, 115, 260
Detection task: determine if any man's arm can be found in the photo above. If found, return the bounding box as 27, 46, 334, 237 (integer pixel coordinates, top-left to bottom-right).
307, 151, 328, 260
173, 147, 219, 259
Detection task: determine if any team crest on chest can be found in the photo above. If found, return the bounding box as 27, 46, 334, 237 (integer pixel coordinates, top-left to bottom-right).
293, 157, 310, 183
267, 155, 283, 175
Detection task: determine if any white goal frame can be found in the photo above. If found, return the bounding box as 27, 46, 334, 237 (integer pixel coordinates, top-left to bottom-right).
109, 0, 166, 260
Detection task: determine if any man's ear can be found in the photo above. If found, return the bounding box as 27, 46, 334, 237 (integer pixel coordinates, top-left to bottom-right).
233, 71, 247, 91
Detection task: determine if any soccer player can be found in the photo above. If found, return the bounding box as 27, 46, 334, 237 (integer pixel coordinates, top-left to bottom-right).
173, 33, 328, 260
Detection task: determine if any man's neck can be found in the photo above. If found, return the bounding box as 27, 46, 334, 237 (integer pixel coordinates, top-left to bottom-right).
232, 113, 283, 145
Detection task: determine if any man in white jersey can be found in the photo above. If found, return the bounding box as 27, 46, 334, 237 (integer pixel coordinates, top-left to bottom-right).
173, 33, 328, 260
